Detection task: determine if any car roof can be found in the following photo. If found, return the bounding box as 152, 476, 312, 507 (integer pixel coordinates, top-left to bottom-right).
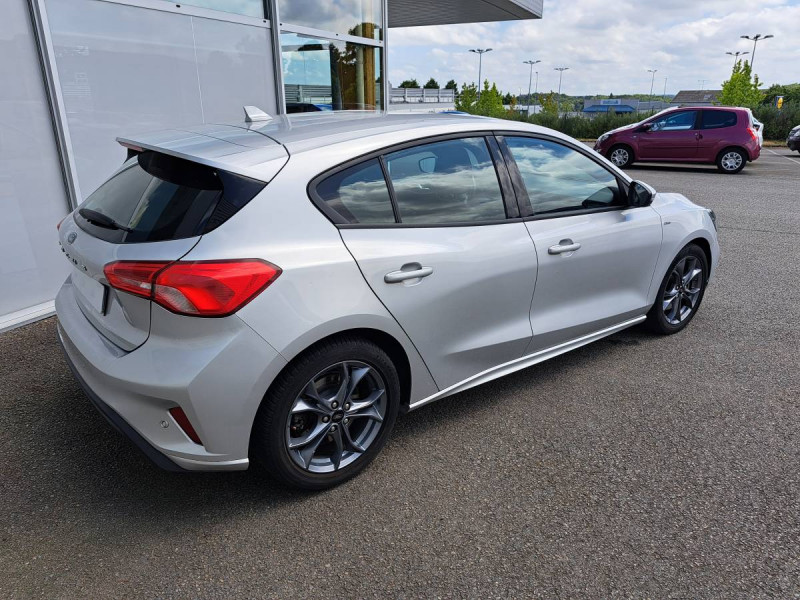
118, 111, 565, 179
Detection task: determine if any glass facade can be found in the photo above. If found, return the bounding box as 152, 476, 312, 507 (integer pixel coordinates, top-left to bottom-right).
161, 0, 265, 18
277, 0, 382, 40
281, 33, 382, 112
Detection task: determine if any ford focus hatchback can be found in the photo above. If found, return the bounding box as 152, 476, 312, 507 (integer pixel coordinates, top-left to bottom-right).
57, 111, 719, 489
594, 106, 760, 174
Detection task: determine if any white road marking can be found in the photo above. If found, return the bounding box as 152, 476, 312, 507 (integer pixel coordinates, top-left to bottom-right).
767, 148, 800, 166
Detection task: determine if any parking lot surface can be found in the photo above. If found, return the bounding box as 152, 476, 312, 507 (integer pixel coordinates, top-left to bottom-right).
2, 149, 799, 598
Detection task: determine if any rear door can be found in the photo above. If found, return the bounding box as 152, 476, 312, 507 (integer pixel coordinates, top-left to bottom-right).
500, 135, 662, 351
60, 128, 285, 350
316, 135, 538, 390
638, 110, 700, 160
697, 109, 739, 160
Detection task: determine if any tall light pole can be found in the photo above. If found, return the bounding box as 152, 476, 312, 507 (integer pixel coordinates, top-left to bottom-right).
663, 77, 668, 102
740, 34, 773, 71
534, 71, 539, 112
469, 48, 492, 98
726, 51, 750, 69
554, 67, 569, 115
523, 59, 541, 116
647, 69, 658, 108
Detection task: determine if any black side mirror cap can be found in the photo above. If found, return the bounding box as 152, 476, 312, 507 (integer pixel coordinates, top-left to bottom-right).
629, 180, 655, 207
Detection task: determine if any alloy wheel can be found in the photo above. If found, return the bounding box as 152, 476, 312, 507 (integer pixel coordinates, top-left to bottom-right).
662, 256, 704, 326
286, 361, 387, 473
721, 151, 743, 171
610, 148, 629, 166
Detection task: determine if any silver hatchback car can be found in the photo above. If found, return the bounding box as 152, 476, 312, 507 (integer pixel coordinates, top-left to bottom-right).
56, 111, 719, 489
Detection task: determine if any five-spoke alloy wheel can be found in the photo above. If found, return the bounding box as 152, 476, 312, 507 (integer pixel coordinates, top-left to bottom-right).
251, 337, 400, 490
646, 243, 709, 334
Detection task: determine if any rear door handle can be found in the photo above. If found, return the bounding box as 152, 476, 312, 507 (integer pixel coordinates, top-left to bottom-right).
384, 265, 433, 283
548, 240, 581, 255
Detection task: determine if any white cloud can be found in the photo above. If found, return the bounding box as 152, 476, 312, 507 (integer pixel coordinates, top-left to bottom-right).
388, 0, 800, 95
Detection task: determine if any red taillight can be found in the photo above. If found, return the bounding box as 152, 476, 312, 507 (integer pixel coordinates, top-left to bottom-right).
747, 127, 758, 141
168, 407, 202, 444
103, 259, 280, 317
57, 217, 66, 231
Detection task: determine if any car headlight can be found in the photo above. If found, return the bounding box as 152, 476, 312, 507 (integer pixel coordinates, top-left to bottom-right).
598, 133, 610, 143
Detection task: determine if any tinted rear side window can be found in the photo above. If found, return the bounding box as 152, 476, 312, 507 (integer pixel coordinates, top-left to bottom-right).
75, 151, 265, 243
315, 159, 396, 224
701, 110, 737, 129
384, 137, 506, 224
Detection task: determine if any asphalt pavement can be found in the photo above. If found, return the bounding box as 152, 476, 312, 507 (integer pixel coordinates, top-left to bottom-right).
2, 148, 799, 598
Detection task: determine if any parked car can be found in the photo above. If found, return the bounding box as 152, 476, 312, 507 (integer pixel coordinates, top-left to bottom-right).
788, 124, 800, 153
56, 112, 719, 490
749, 113, 764, 147
595, 106, 760, 174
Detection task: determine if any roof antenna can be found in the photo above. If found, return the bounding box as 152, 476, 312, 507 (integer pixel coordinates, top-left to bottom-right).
243, 105, 272, 123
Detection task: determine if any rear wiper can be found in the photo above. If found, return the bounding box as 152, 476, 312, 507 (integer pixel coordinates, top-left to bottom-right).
78, 208, 134, 232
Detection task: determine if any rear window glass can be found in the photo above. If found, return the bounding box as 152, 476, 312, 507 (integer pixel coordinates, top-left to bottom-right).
75, 151, 265, 243
315, 159, 396, 224
701, 110, 737, 130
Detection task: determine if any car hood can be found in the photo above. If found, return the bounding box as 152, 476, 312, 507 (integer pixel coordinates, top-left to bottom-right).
602, 122, 641, 137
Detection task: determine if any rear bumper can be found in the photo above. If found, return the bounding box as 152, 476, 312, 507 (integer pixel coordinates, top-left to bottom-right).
788, 139, 799, 151
56, 279, 287, 472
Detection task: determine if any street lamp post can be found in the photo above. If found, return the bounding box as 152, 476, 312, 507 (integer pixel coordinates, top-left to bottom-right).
523, 59, 541, 116
663, 77, 668, 102
554, 67, 569, 115
534, 71, 539, 112
740, 34, 773, 71
469, 48, 493, 98
726, 50, 750, 69
647, 69, 658, 109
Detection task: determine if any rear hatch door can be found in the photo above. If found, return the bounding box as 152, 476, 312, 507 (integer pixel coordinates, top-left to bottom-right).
60, 125, 288, 351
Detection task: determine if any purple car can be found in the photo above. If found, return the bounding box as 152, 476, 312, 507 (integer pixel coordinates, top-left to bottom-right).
594, 106, 761, 174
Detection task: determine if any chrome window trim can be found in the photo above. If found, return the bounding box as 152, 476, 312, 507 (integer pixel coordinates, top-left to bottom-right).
279, 23, 384, 48
91, 0, 271, 26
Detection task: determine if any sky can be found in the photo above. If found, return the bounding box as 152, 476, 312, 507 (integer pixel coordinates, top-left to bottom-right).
388, 0, 800, 97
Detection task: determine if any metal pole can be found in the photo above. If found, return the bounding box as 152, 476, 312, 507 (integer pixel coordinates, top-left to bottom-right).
648, 69, 657, 109
741, 34, 773, 72
554, 67, 568, 115
534, 71, 539, 112
478, 53, 482, 97
523, 60, 540, 117
663, 77, 667, 102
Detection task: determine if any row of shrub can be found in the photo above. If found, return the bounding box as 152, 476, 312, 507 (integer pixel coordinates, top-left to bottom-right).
499, 103, 800, 142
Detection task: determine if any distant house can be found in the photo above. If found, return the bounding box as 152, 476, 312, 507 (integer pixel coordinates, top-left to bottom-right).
582, 98, 669, 117
670, 90, 721, 107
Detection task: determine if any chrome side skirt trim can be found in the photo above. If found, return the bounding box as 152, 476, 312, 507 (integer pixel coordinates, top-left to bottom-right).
408, 316, 646, 411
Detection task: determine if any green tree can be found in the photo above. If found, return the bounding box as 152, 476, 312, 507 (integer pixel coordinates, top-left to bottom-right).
540, 91, 559, 117
454, 82, 478, 112
760, 83, 800, 106
399, 79, 419, 88
718, 60, 763, 108
445, 79, 458, 93
423, 77, 440, 89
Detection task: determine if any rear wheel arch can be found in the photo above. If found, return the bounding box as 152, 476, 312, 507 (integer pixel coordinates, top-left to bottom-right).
715, 146, 748, 172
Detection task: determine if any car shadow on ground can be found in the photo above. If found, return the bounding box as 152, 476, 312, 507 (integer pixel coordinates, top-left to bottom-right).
26, 322, 656, 529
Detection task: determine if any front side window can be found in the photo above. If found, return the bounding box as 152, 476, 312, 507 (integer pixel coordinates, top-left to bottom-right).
315, 159, 395, 224
701, 110, 737, 130
651, 111, 698, 131
281, 33, 382, 112
384, 138, 507, 225
504, 137, 622, 215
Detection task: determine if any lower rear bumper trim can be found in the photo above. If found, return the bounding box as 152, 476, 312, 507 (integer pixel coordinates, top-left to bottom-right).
57, 328, 188, 473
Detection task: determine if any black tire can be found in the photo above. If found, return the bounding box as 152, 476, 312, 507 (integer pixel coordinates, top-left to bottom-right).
645, 243, 709, 335
716, 147, 747, 174
250, 336, 400, 490
607, 144, 635, 169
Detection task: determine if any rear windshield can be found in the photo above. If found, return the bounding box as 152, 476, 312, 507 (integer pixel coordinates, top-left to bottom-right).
75, 151, 265, 243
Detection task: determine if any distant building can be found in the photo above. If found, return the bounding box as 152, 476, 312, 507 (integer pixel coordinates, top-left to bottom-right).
582, 98, 670, 116
670, 90, 722, 106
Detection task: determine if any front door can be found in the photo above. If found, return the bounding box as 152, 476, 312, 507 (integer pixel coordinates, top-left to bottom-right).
638, 109, 700, 160
500, 135, 663, 351
327, 136, 538, 390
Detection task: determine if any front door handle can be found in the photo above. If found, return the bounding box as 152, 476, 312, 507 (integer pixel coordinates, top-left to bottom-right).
384, 265, 434, 283
548, 240, 581, 255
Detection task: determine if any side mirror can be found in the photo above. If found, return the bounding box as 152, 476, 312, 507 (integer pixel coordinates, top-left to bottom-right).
628, 180, 655, 207
638, 122, 654, 133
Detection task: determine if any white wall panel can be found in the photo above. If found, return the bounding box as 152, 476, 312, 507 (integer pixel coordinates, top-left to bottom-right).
0, 0, 71, 323
192, 16, 277, 124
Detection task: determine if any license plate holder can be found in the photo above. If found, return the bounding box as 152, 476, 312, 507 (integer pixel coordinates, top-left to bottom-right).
72, 268, 108, 314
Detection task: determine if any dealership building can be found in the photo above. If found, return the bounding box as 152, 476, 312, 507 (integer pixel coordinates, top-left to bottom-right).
1, 0, 543, 331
